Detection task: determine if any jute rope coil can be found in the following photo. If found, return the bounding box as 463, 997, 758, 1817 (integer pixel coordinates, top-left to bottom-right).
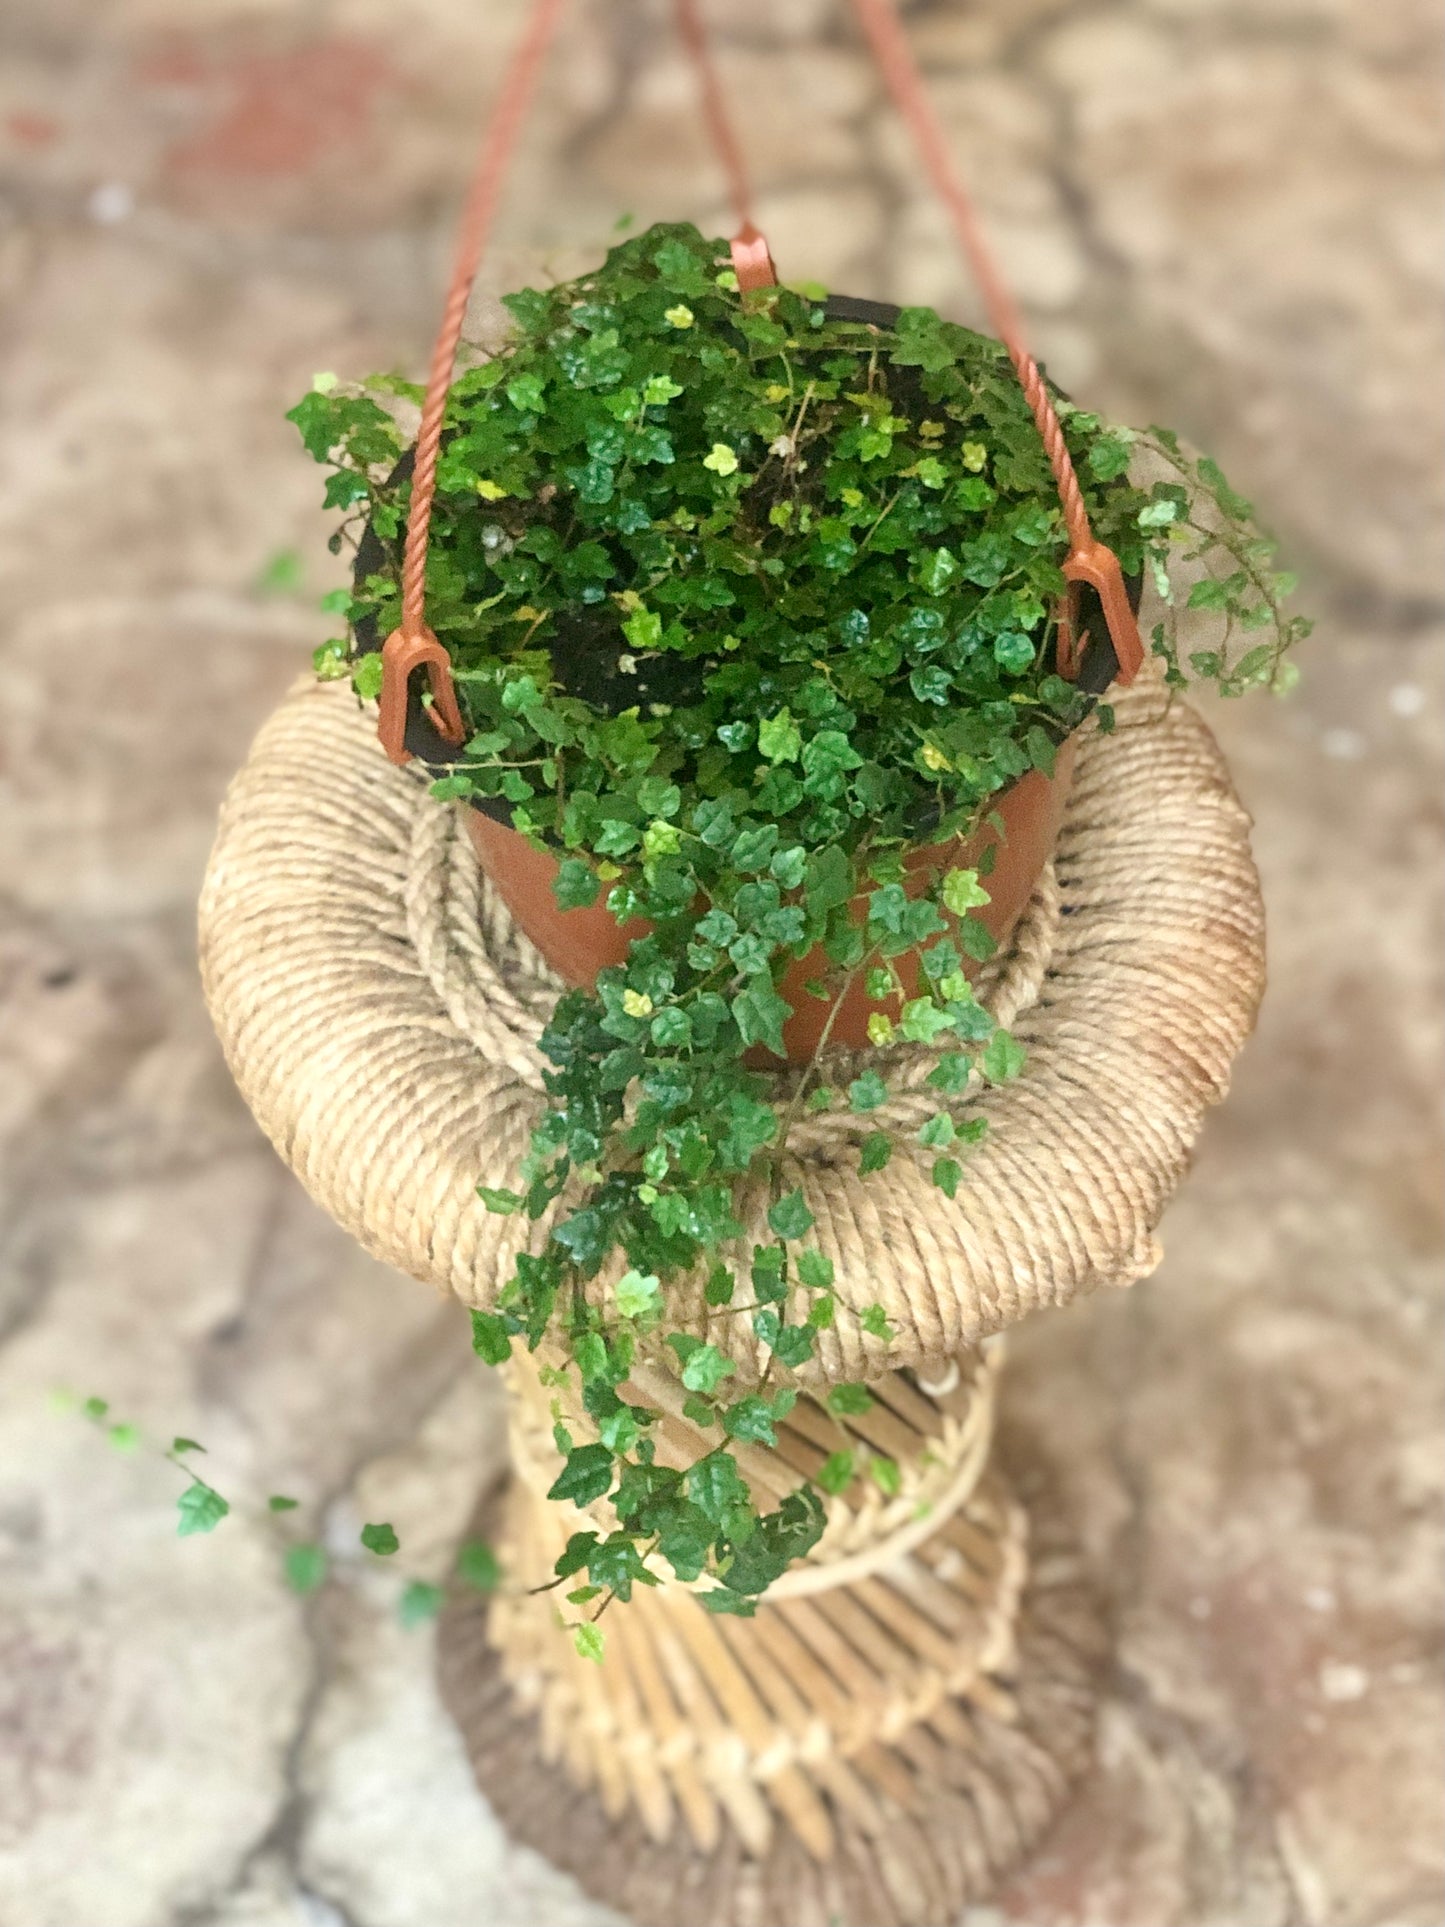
199, 668, 1264, 1385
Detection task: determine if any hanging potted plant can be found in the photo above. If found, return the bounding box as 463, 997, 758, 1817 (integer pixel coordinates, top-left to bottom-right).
287, 216, 1307, 1640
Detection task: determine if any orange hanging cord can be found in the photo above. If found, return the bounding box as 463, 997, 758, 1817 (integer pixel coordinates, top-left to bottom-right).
378, 0, 569, 764
848, 0, 1143, 685
672, 0, 778, 291
378, 0, 1141, 766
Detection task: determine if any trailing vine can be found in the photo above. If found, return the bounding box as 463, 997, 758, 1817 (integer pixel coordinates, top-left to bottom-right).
290, 222, 1308, 1656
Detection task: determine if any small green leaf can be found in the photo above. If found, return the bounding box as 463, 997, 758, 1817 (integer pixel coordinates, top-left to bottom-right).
470, 1311, 513, 1365
796, 1249, 834, 1290
399, 1580, 444, 1628
941, 869, 990, 915
679, 1344, 735, 1394
548, 1444, 615, 1507
1138, 496, 1180, 528
859, 1132, 892, 1174
817, 1450, 856, 1496
700, 1588, 757, 1616
704, 1264, 736, 1307
172, 1436, 206, 1455
428, 775, 474, 802
573, 1622, 606, 1662
457, 1539, 502, 1591
723, 1396, 779, 1447
827, 1383, 874, 1417
758, 710, 802, 763
870, 1456, 902, 1497
848, 1071, 889, 1113
313, 637, 350, 680
981, 1030, 1027, 1082
703, 442, 739, 476
688, 1452, 749, 1524
177, 1482, 229, 1538
553, 859, 600, 911
283, 1543, 328, 1594
767, 1190, 815, 1240
622, 606, 663, 651
733, 982, 790, 1057
257, 547, 305, 595
993, 631, 1036, 675
360, 1522, 400, 1557
477, 1187, 523, 1216
926, 1052, 971, 1095
860, 1303, 894, 1342
615, 1269, 661, 1319
268, 1494, 300, 1513
804, 845, 853, 914
352, 653, 384, 702
931, 1157, 962, 1199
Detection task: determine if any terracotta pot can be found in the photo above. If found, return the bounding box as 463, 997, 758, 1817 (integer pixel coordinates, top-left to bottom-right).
356, 289, 1132, 1065
464, 732, 1078, 1065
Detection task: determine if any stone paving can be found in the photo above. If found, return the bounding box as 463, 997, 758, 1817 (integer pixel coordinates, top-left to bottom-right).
0, 2, 1441, 1924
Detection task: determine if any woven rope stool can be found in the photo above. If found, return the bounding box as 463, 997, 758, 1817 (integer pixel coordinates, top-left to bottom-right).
199, 668, 1264, 1927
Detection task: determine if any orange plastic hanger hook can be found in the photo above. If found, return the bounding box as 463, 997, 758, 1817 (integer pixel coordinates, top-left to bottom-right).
377, 626, 465, 766
849, 0, 1145, 691
1059, 542, 1146, 685
730, 221, 777, 291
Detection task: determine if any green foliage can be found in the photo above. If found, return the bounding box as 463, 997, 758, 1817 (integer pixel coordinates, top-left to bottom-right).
284, 1542, 328, 1594
573, 1623, 606, 1662
66, 1400, 478, 1630
176, 1481, 229, 1538
295, 221, 1310, 1630
457, 1541, 502, 1590
398, 1580, 444, 1627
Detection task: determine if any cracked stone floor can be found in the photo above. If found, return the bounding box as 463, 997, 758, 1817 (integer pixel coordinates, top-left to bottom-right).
1, 2, 1441, 1924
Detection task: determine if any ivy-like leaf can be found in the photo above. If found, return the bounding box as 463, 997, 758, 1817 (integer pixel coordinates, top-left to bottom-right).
548, 1445, 615, 1508
573, 1623, 606, 1662
284, 1543, 328, 1594
981, 1031, 1027, 1082
767, 1190, 814, 1240
399, 1580, 444, 1628
817, 1450, 856, 1496
554, 858, 600, 910
859, 1132, 892, 1173
457, 1539, 503, 1590
470, 1311, 513, 1365
176, 1482, 229, 1538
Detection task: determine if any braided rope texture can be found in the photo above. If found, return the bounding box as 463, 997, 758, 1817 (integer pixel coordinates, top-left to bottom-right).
440, 1429, 1105, 1927
198, 672, 1262, 1925
198, 671, 1264, 1380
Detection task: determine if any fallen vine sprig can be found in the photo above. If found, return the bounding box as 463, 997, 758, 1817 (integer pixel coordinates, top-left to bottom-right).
59, 1392, 502, 1626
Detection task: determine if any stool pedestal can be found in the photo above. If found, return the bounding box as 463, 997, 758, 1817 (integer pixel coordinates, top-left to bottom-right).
200, 673, 1263, 1926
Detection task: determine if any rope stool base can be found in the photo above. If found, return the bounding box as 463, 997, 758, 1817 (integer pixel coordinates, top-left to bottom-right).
463, 1325, 1109, 1924
199, 672, 1263, 1924
440, 1429, 1103, 1927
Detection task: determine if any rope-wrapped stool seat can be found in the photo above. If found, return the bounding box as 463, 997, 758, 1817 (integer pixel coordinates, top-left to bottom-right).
199, 672, 1264, 1927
